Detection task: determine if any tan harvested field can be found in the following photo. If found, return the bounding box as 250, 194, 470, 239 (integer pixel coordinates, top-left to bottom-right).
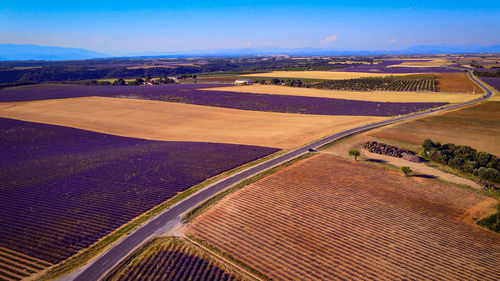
369, 101, 500, 156
204, 84, 478, 103
0, 97, 386, 149
437, 72, 484, 93
187, 154, 500, 281
242, 71, 413, 80
388, 58, 450, 68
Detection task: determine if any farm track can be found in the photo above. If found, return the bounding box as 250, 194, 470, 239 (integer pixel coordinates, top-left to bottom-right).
66, 71, 493, 281
188, 154, 500, 280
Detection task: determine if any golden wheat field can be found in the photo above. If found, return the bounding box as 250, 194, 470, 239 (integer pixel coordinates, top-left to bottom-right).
204, 84, 478, 103
0, 97, 387, 149
187, 154, 499, 281
387, 58, 450, 68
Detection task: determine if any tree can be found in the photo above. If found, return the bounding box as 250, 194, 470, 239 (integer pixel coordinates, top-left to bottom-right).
476, 151, 491, 167
401, 166, 412, 176
271, 78, 281, 85
113, 78, 126, 85
422, 139, 437, 152
478, 167, 500, 182
349, 150, 360, 161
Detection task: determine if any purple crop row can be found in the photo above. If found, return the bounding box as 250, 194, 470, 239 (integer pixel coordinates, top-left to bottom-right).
0, 118, 279, 263
103, 244, 238, 281
0, 83, 231, 102
111, 89, 447, 117
1, 84, 447, 116
480, 77, 500, 92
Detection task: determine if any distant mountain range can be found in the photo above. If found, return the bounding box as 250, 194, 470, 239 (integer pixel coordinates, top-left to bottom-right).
0, 44, 108, 61
1, 43, 499, 61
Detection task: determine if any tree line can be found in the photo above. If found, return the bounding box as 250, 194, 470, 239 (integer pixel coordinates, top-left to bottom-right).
0, 57, 347, 84
257, 75, 438, 92
422, 139, 500, 183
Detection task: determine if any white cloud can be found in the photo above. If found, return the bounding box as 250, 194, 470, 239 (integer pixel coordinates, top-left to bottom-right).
323, 34, 338, 43
389, 39, 397, 43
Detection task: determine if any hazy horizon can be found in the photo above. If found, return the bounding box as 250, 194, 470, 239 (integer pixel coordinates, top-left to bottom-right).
1, 1, 500, 56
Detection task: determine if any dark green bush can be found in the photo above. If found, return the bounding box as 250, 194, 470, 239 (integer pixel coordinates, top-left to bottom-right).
422, 139, 500, 183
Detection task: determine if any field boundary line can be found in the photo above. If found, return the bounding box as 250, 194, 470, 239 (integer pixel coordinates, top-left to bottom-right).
94, 238, 159, 281
475, 75, 500, 96
182, 153, 314, 222
183, 237, 263, 281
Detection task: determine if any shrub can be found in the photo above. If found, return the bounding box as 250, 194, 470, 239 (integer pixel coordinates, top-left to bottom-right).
463, 160, 478, 173
476, 151, 491, 167
348, 150, 360, 161
401, 166, 412, 176
478, 167, 500, 182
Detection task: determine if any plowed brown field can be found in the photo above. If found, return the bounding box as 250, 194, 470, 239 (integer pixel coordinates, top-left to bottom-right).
437, 72, 484, 93
187, 154, 500, 281
369, 101, 500, 156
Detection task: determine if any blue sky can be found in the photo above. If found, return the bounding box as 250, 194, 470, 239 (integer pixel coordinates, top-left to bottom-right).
1, 1, 499, 55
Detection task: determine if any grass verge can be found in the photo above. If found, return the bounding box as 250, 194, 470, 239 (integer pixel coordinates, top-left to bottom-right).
33, 149, 285, 281
477, 204, 500, 232
183, 152, 314, 223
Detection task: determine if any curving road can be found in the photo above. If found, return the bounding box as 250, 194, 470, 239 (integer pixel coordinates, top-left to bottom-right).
67, 72, 492, 281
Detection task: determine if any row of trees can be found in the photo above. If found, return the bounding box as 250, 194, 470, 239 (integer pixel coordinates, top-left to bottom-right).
314, 76, 438, 91
0, 57, 349, 84
473, 70, 500, 77
261, 76, 438, 92
422, 139, 500, 183
82, 76, 178, 86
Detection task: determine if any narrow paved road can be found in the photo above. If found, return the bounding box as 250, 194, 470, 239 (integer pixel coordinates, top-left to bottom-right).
69, 72, 492, 281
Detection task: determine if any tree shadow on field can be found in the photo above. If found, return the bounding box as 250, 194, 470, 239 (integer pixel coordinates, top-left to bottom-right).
411, 173, 438, 179
365, 158, 387, 164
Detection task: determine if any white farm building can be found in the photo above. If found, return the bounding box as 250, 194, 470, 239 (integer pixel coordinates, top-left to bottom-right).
234, 79, 253, 85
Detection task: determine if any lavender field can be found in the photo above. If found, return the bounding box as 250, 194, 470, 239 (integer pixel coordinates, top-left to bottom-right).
481, 77, 500, 92
103, 237, 239, 281
113, 89, 448, 117
0, 83, 231, 102
333, 59, 457, 73
0, 118, 278, 263
1, 84, 448, 116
